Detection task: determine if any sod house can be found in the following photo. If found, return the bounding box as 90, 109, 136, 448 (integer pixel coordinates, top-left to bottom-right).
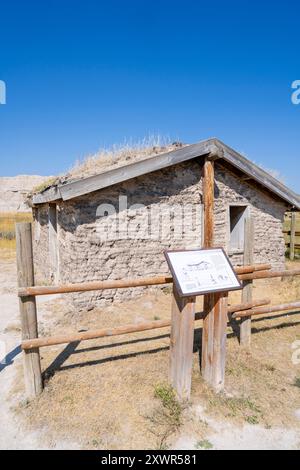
31, 138, 300, 309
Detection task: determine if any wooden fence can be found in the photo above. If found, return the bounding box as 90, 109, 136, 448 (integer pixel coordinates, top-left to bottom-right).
16, 222, 300, 402
284, 212, 300, 260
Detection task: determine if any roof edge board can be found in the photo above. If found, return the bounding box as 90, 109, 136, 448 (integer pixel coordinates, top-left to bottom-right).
215, 140, 300, 209
59, 139, 216, 201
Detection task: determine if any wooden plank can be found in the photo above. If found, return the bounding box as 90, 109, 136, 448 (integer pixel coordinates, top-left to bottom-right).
219, 140, 300, 209
32, 185, 61, 204
240, 217, 254, 347
32, 138, 300, 209
169, 286, 196, 401
16, 223, 43, 399
290, 212, 296, 261
59, 140, 216, 201
21, 298, 270, 350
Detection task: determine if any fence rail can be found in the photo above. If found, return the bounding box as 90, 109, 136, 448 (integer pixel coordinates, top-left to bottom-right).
18, 263, 272, 298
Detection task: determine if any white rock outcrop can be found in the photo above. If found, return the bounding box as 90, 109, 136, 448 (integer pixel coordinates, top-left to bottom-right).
0, 175, 48, 212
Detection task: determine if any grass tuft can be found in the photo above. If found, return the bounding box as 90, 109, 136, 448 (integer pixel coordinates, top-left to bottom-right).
196, 439, 213, 450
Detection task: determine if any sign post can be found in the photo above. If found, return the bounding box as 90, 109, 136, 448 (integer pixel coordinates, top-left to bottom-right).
165, 247, 242, 398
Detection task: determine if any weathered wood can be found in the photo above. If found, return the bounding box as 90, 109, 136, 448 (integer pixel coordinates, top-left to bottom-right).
232, 301, 300, 319
32, 138, 300, 210
235, 263, 271, 274
202, 157, 215, 388
228, 298, 270, 313
43, 139, 216, 203
219, 141, 300, 209
201, 157, 229, 391
21, 298, 271, 350
290, 212, 296, 261
16, 223, 42, 399
203, 159, 215, 248
202, 292, 228, 392
169, 286, 196, 401
239, 268, 300, 281
240, 217, 254, 346
18, 263, 271, 297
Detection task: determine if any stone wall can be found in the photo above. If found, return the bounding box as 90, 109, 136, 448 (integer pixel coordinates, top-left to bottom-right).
214, 165, 286, 269
32, 160, 287, 309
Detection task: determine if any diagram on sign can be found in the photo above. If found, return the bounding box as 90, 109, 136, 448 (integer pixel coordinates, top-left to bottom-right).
165, 248, 242, 296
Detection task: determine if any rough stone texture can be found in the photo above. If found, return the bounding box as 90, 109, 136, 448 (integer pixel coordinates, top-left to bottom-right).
32, 160, 287, 309
0, 175, 48, 212
214, 165, 286, 270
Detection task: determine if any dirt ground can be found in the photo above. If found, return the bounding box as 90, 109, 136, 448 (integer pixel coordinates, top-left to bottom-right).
1, 252, 300, 450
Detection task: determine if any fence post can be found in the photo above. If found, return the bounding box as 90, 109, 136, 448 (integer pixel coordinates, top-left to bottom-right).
202, 291, 228, 391
240, 217, 254, 347
169, 286, 196, 401
16, 222, 43, 399
290, 212, 296, 261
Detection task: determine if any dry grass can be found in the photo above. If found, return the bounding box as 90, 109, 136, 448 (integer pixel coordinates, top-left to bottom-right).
30, 137, 186, 196
68, 137, 184, 181
0, 212, 32, 258
15, 263, 300, 449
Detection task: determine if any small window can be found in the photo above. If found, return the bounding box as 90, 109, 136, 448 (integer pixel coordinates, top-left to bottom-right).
229, 206, 248, 251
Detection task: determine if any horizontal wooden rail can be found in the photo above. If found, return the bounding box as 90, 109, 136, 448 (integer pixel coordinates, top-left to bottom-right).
283, 230, 300, 236
232, 301, 300, 319
21, 298, 270, 350
18, 264, 271, 298
239, 268, 300, 281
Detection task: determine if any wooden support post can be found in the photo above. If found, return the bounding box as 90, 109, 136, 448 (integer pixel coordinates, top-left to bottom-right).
201, 157, 228, 391
169, 286, 196, 401
290, 212, 296, 261
203, 159, 215, 248
202, 292, 228, 391
240, 217, 254, 347
16, 223, 43, 399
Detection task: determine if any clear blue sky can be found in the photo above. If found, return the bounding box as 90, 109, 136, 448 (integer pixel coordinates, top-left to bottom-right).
0, 1, 299, 192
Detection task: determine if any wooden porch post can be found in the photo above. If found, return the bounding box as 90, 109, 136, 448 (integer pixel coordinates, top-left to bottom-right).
201, 157, 228, 391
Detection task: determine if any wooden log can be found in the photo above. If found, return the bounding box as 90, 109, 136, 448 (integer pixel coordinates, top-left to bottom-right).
16, 223, 43, 399
227, 298, 270, 313
235, 263, 271, 274
202, 157, 216, 388
290, 212, 296, 261
240, 217, 254, 347
202, 291, 228, 392
21, 298, 271, 351
202, 158, 215, 248
18, 264, 271, 298
232, 301, 300, 319
239, 269, 300, 281
169, 286, 196, 401
18, 275, 173, 297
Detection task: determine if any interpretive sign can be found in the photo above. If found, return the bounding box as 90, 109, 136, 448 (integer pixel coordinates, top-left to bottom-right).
164, 248, 242, 297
